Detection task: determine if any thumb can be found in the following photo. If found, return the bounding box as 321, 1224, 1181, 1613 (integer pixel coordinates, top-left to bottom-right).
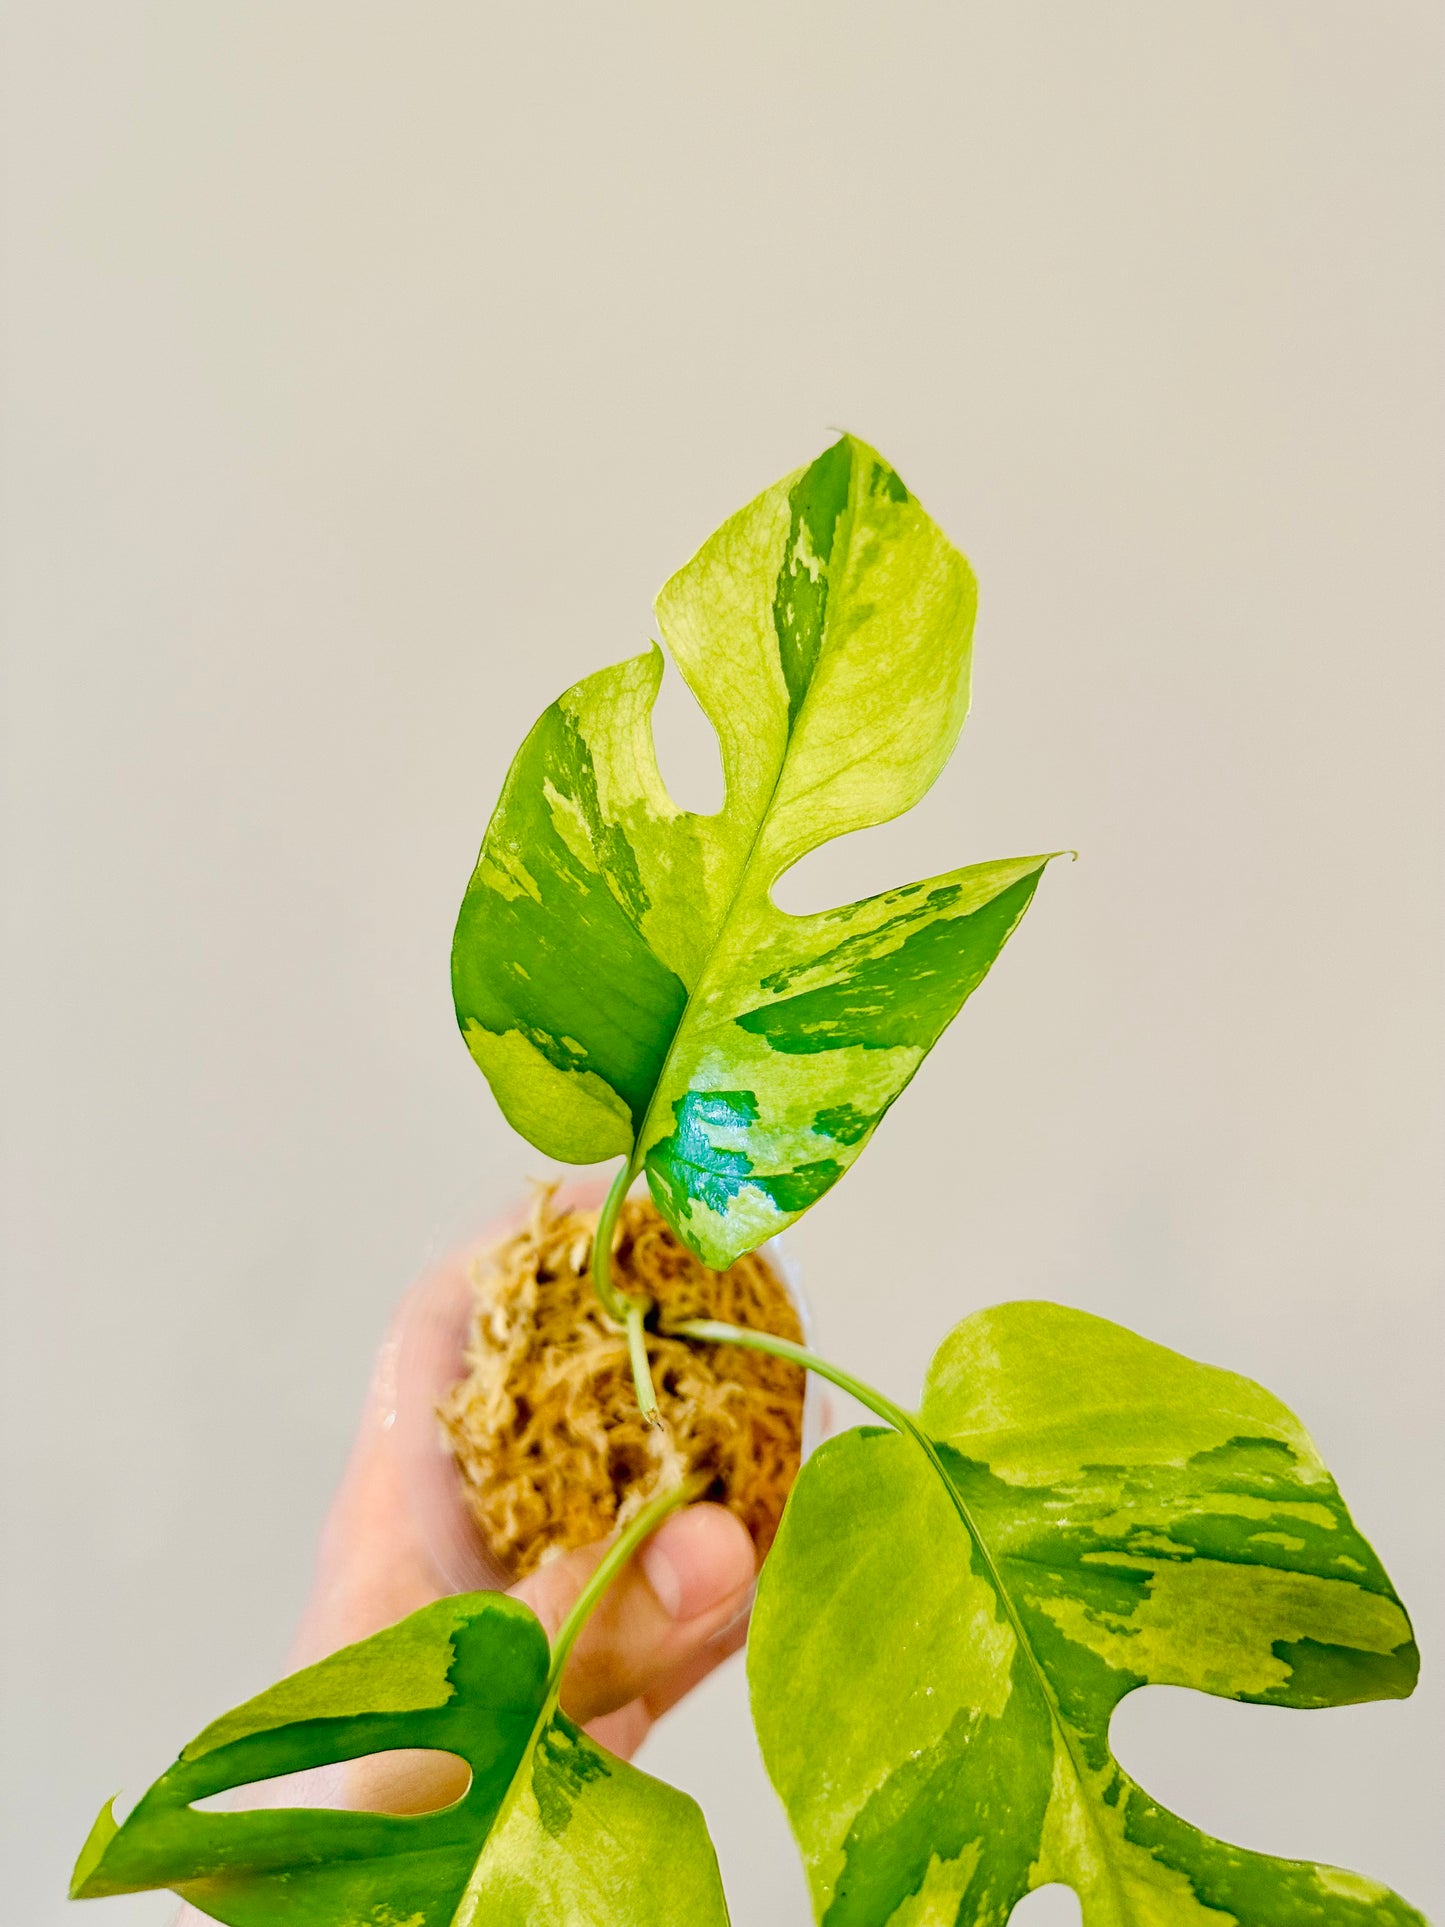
512, 1500, 757, 1734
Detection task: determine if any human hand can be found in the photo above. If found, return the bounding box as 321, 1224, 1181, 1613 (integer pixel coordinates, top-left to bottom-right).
173, 1204, 756, 1920
291, 1227, 758, 1770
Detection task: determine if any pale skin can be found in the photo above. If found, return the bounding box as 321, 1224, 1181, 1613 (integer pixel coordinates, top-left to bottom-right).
174, 1194, 758, 1921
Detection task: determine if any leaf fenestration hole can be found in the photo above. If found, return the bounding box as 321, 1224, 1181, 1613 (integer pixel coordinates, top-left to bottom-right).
190, 1750, 472, 1817
649, 656, 723, 815
1110, 1685, 1411, 1874
769, 811, 957, 916
1010, 1883, 1082, 1925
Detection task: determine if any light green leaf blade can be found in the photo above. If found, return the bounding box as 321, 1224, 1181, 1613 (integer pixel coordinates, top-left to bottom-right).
749, 1302, 1423, 1927
451, 434, 1059, 1266
71, 1592, 728, 1926
454, 1712, 729, 1926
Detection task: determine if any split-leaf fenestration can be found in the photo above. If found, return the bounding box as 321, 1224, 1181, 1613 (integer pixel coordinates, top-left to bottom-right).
71, 1592, 729, 1926
452, 435, 1057, 1268
749, 1302, 1423, 1927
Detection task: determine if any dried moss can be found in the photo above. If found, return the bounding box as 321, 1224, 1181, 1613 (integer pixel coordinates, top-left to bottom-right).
438, 1185, 806, 1579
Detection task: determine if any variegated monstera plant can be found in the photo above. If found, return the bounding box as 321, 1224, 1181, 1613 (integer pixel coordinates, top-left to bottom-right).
73, 438, 1425, 1927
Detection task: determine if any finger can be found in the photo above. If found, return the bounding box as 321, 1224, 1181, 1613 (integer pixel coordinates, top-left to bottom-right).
585, 1698, 653, 1760
292, 1179, 615, 1666
639, 1606, 751, 1722
335, 1503, 754, 1809
513, 1502, 756, 1728
285, 1278, 458, 1668
585, 1604, 753, 1761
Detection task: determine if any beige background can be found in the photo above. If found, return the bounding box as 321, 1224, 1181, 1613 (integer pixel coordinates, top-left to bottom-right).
3, 5, 1441, 1923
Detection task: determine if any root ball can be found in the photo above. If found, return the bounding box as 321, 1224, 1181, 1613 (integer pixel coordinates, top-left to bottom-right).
439, 1185, 807, 1579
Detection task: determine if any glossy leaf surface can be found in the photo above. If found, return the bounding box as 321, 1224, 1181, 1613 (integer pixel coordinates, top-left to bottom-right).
749, 1302, 1422, 1927
451, 434, 1055, 1266
72, 1592, 728, 1925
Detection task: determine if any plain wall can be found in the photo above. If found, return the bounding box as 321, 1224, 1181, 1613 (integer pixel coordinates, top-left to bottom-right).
3, 5, 1441, 1922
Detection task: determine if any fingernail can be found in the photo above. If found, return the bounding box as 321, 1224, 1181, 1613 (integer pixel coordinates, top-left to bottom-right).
641, 1535, 685, 1618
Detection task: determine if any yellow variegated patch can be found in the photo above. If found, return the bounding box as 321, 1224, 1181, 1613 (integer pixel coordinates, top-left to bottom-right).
749, 1303, 1423, 1927
451, 436, 1059, 1265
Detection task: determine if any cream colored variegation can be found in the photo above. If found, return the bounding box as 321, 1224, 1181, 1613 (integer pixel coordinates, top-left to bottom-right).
451, 436, 1057, 1265
749, 1302, 1423, 1927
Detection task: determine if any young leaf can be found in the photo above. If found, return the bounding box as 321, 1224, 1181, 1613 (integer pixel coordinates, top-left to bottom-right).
749, 1302, 1423, 1927
71, 1591, 728, 1926
452, 434, 1057, 1267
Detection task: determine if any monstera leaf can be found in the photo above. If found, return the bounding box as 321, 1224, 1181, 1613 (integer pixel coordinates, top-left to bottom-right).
749, 1302, 1423, 1927
452, 434, 1056, 1267
71, 1591, 728, 1926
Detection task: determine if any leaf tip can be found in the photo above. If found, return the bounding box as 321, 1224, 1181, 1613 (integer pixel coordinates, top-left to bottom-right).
69, 1795, 121, 1898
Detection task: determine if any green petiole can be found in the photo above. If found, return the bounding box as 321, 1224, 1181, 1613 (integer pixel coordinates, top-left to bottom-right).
669, 1318, 972, 1535
591, 1157, 662, 1423
669, 1317, 913, 1435
544, 1473, 705, 1702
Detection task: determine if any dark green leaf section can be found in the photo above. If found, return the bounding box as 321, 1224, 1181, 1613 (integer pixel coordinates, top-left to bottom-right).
736, 871, 1043, 1055
772, 435, 852, 726
72, 1592, 729, 1926
750, 1303, 1425, 1927
529, 1715, 610, 1840
770, 437, 909, 727
810, 1101, 884, 1146
644, 1088, 845, 1222
73, 1596, 542, 1925
452, 694, 687, 1131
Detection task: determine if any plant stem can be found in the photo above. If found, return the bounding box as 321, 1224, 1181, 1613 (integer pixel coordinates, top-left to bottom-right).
669, 1318, 949, 1482
589, 1158, 638, 1323
625, 1300, 660, 1426
544, 1473, 706, 1703
669, 1318, 907, 1423
590, 1157, 662, 1424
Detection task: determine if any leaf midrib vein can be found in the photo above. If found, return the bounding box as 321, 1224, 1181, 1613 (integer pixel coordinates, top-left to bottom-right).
903, 1415, 1139, 1917
632, 466, 864, 1167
